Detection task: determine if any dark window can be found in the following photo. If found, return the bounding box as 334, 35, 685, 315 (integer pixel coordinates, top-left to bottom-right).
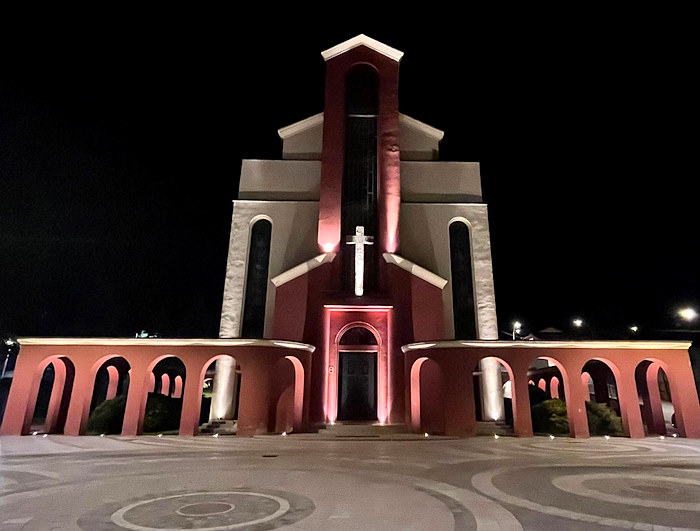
450, 221, 477, 338
241, 219, 272, 338
342, 65, 378, 293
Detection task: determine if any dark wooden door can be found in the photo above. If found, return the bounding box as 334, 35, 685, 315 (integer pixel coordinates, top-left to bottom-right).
338, 351, 377, 421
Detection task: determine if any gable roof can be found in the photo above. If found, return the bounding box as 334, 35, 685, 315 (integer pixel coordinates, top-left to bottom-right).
321, 34, 404, 63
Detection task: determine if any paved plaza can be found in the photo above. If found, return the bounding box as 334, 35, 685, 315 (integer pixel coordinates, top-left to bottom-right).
1, 433, 699, 530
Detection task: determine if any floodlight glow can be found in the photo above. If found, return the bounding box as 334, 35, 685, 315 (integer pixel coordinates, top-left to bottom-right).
424, 432, 429, 438
549, 434, 555, 440
604, 435, 610, 440
43, 434, 48, 438
678, 308, 698, 321
32, 431, 38, 436
157, 433, 163, 438
630, 326, 639, 333
572, 319, 583, 328
212, 433, 219, 438
658, 435, 665, 440
282, 431, 287, 437
494, 434, 499, 439
672, 433, 679, 438
100, 434, 105, 437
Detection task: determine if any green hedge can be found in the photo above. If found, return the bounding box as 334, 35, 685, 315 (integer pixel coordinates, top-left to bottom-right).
530, 398, 623, 436
87, 393, 183, 434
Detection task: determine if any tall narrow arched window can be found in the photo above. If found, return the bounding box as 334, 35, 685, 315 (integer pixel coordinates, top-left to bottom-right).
449, 221, 477, 339
342, 64, 379, 293
241, 219, 272, 338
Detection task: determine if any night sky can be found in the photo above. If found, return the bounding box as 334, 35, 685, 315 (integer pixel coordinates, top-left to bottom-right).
1, 19, 697, 341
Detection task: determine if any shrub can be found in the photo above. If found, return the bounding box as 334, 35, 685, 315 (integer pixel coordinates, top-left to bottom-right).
586, 400, 623, 436
142, 393, 182, 433
87, 392, 183, 434
531, 398, 569, 434
87, 394, 127, 434
528, 384, 549, 406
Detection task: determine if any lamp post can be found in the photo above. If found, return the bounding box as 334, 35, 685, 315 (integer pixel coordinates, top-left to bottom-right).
2, 338, 16, 378
678, 308, 698, 322
512, 321, 522, 340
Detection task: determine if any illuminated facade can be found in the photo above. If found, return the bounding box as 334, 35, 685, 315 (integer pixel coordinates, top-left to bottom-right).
2, 36, 699, 440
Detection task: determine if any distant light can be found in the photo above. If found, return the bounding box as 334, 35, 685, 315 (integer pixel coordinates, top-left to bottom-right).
572, 319, 583, 328
3, 338, 15, 346
629, 326, 639, 333
493, 434, 499, 439
549, 434, 555, 440
282, 431, 287, 437
678, 308, 698, 321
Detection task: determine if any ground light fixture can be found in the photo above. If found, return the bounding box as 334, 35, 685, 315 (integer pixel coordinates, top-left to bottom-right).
549, 434, 555, 440
424, 432, 429, 438
493, 434, 499, 439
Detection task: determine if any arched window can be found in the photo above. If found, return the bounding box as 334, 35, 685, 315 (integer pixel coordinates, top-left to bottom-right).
449, 221, 476, 338
242, 219, 272, 338
342, 64, 379, 293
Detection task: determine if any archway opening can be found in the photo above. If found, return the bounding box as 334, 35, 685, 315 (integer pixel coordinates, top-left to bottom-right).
337, 326, 378, 422
527, 357, 568, 436
473, 358, 512, 433
87, 357, 131, 435
199, 356, 239, 436
144, 357, 185, 434
30, 357, 75, 435
582, 360, 623, 436
409, 357, 444, 434
635, 360, 676, 436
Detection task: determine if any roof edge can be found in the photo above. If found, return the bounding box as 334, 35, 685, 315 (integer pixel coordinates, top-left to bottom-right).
321, 34, 404, 62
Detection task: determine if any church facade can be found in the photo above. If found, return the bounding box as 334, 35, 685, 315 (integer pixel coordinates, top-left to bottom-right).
1, 36, 699, 440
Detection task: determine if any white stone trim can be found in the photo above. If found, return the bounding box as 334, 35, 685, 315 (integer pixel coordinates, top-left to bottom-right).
321, 34, 404, 62
382, 253, 448, 289
401, 340, 691, 353
16, 337, 316, 352
399, 114, 444, 141
270, 252, 336, 287
277, 113, 324, 139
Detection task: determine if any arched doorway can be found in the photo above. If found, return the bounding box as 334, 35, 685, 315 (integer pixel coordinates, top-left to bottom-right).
337, 326, 378, 422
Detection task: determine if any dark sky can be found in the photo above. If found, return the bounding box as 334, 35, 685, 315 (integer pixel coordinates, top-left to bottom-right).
1, 18, 697, 340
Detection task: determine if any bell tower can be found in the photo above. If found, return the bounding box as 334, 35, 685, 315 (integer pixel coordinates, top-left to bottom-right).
317, 35, 403, 295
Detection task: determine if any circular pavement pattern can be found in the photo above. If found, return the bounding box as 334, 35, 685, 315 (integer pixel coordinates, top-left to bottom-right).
79, 489, 314, 531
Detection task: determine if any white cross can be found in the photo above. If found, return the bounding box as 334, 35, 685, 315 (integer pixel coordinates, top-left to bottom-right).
346, 226, 374, 296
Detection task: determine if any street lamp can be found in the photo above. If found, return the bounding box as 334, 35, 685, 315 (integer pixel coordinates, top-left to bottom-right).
629, 325, 639, 333
2, 338, 16, 379
572, 318, 583, 328
512, 321, 522, 340
678, 308, 698, 322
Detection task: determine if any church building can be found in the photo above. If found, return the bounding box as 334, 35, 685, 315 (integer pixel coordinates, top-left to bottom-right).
2, 35, 699, 441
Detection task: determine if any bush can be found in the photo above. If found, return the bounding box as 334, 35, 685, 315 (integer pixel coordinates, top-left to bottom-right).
528, 384, 549, 406
531, 398, 569, 434
87, 394, 127, 434
87, 392, 183, 434
586, 400, 623, 436
142, 393, 182, 433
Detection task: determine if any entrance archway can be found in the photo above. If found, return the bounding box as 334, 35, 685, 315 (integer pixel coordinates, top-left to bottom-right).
337, 326, 378, 421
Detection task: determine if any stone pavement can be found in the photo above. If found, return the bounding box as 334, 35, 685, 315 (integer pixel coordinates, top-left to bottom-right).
1, 434, 699, 530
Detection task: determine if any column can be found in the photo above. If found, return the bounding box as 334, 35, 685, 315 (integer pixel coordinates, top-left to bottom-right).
443, 356, 476, 437
0, 354, 41, 435
237, 355, 272, 437
511, 365, 533, 437
43, 361, 67, 433
62, 365, 93, 436
480, 357, 504, 421
122, 360, 150, 436
179, 360, 205, 436
666, 361, 700, 438
617, 368, 645, 439
209, 356, 238, 420
644, 364, 667, 435
562, 360, 589, 438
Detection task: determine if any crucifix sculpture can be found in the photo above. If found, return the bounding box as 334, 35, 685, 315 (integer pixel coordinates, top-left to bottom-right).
346, 226, 374, 296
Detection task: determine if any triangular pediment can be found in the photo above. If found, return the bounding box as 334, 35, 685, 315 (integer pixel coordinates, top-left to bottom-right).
321, 34, 404, 62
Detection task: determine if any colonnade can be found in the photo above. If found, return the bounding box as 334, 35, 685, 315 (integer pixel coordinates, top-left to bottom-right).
405, 342, 700, 439
0, 339, 313, 437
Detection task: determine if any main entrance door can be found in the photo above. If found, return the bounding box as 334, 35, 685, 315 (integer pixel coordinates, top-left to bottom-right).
337, 351, 377, 421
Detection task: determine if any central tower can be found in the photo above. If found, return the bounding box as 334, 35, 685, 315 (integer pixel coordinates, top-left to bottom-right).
317, 35, 403, 295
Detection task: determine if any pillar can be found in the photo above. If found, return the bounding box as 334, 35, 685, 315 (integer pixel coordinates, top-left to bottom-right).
0, 354, 43, 435
639, 363, 666, 435
209, 357, 238, 420
43, 361, 67, 433
665, 361, 700, 438
237, 356, 272, 437
617, 369, 645, 438
562, 362, 589, 438
442, 356, 476, 437
480, 357, 504, 421
62, 366, 93, 436
180, 362, 205, 436
122, 360, 150, 436
511, 367, 533, 437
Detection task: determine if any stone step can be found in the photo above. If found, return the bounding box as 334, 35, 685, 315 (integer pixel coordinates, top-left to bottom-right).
199, 419, 238, 435
317, 423, 408, 438
476, 420, 513, 436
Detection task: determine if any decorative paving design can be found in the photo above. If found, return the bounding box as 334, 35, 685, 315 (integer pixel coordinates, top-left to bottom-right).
79, 489, 314, 531
472, 465, 700, 530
